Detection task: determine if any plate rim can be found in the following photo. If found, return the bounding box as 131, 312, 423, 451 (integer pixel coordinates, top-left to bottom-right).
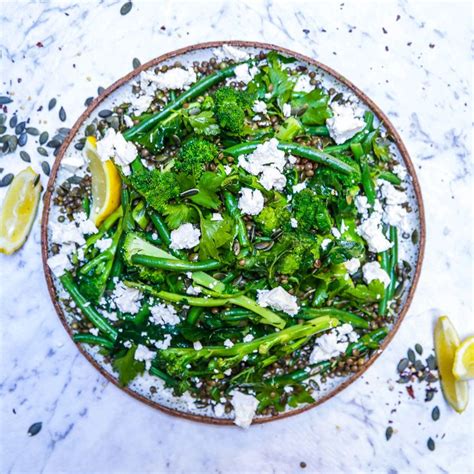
40, 40, 426, 426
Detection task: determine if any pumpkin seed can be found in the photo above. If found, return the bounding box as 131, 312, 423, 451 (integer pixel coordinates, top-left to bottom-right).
8, 135, 17, 152
0, 125, 6, 134
411, 229, 419, 244
9, 115, 17, 128
74, 142, 85, 151
53, 147, 60, 156
407, 348, 416, 363
98, 109, 112, 118
97, 86, 105, 95
233, 240, 241, 255
180, 188, 199, 198
26, 127, 40, 136
20, 151, 31, 162
397, 358, 409, 373
0, 96, 13, 105
120, 1, 133, 15
426, 354, 437, 370
39, 131, 49, 145
414, 360, 425, 371
415, 343, 423, 355
0, 113, 5, 125
0, 173, 14, 187
385, 426, 393, 441
425, 389, 435, 402
1, 141, 8, 152
427, 437, 435, 451
84, 96, 94, 106
48, 98, 57, 110
37, 146, 48, 157
59, 106, 67, 122
18, 132, 27, 146
85, 124, 96, 136
41, 161, 50, 176
58, 127, 71, 135
15, 121, 25, 134
133, 57, 141, 69
28, 422, 42, 437
47, 139, 61, 148
431, 406, 440, 421
0, 134, 9, 143
254, 241, 274, 251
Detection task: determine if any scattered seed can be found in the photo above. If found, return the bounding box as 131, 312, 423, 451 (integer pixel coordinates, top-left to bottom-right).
0, 173, 14, 187
9, 115, 18, 128
432, 406, 440, 421
425, 389, 435, 402
254, 241, 274, 251
41, 161, 50, 176
411, 229, 419, 244
20, 151, 31, 162
407, 348, 416, 363
426, 354, 437, 370
97, 86, 105, 95
385, 426, 393, 441
180, 188, 199, 197
26, 127, 40, 136
37, 146, 48, 157
15, 121, 26, 134
132, 57, 141, 69
8, 135, 17, 152
28, 422, 43, 437
98, 109, 112, 118
415, 343, 423, 355
0, 125, 6, 134
397, 358, 409, 373
48, 98, 57, 110
0, 113, 5, 125
74, 142, 85, 151
47, 139, 61, 148
84, 97, 94, 106
120, 1, 133, 15
414, 360, 425, 371
59, 106, 66, 122
18, 132, 27, 146
427, 437, 435, 451
39, 131, 49, 145
0, 96, 13, 105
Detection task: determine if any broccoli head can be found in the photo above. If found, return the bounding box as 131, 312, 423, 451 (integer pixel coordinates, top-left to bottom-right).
255, 206, 291, 235
213, 86, 252, 134
174, 137, 218, 180
292, 189, 332, 233
273, 232, 320, 275
129, 169, 180, 213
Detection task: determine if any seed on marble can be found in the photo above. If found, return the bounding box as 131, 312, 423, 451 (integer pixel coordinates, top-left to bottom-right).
97, 86, 105, 95
41, 161, 51, 176
26, 126, 40, 136
427, 437, 435, 451
415, 343, 423, 355
28, 422, 42, 437
132, 57, 141, 69
431, 406, 440, 421
98, 109, 113, 118
37, 146, 48, 157
59, 106, 67, 122
0, 96, 13, 105
0, 173, 14, 187
20, 151, 31, 162
84, 96, 94, 107
39, 131, 49, 145
120, 1, 133, 15
385, 426, 393, 441
407, 348, 416, 363
48, 98, 57, 110
18, 132, 27, 146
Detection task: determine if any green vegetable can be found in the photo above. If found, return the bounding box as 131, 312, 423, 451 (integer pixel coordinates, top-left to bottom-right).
131, 255, 222, 272
73, 333, 115, 349
223, 191, 250, 248
213, 86, 252, 134
379, 226, 398, 315
292, 189, 332, 233
291, 88, 332, 125
174, 137, 218, 181
113, 345, 145, 386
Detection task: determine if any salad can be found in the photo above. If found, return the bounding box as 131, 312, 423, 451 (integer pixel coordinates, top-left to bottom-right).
46, 45, 414, 427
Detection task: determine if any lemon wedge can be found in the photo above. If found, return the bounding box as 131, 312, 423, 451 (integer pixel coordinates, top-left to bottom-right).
453, 336, 474, 381
0, 167, 42, 255
83, 136, 121, 226
434, 316, 469, 413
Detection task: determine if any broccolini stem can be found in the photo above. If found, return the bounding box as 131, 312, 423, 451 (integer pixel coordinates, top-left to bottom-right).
123, 64, 240, 141
148, 211, 186, 259
300, 307, 370, 329
351, 143, 375, 205
150, 366, 179, 387
378, 170, 402, 185
131, 254, 222, 272
73, 333, 115, 349
224, 141, 357, 175
304, 125, 330, 136
60, 272, 118, 341
186, 306, 204, 325
346, 327, 388, 355
378, 226, 398, 316
223, 191, 250, 248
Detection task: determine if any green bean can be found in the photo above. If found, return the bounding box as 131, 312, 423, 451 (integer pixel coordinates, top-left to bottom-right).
324, 112, 374, 153
148, 210, 186, 259
351, 143, 375, 205
301, 307, 370, 329
346, 327, 388, 355
224, 142, 357, 175
131, 254, 222, 272
73, 333, 115, 349
82, 195, 90, 217
123, 64, 240, 141
187, 306, 204, 325
223, 191, 250, 248
378, 170, 402, 185
150, 366, 179, 387
132, 201, 149, 230
378, 226, 398, 316
304, 125, 330, 136
60, 272, 118, 341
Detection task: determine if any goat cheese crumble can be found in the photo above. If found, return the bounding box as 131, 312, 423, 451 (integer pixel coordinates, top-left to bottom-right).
213, 44, 249, 62
233, 63, 259, 85
282, 103, 292, 117
230, 390, 259, 428
134, 344, 156, 370
150, 302, 180, 326
290, 217, 298, 228
47, 249, 72, 277
309, 324, 359, 364
344, 257, 361, 275
111, 282, 143, 314
96, 128, 138, 175
362, 261, 391, 288
95, 237, 113, 252
155, 334, 172, 350
292, 182, 307, 193
257, 286, 299, 316
326, 102, 365, 145
238, 188, 264, 215
141, 67, 197, 91
356, 200, 393, 253
169, 223, 201, 250
252, 100, 267, 114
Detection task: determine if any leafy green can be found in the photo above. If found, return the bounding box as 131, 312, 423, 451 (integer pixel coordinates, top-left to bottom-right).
199, 213, 234, 260
186, 110, 220, 136
276, 117, 303, 141
265, 52, 294, 110
113, 345, 145, 386
291, 89, 332, 125
135, 111, 181, 154
323, 240, 364, 265
343, 280, 385, 303
189, 172, 225, 209
162, 204, 198, 230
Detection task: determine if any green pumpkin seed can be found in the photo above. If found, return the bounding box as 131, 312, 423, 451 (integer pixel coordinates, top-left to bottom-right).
97, 86, 105, 95
133, 57, 141, 69
85, 124, 96, 136
58, 127, 71, 136
48, 98, 57, 110
0, 173, 14, 187
9, 115, 17, 128
18, 132, 27, 146
41, 161, 50, 176
15, 121, 25, 134
427, 437, 435, 451
47, 139, 61, 148
0, 96, 13, 105
397, 358, 409, 373
59, 106, 66, 122
26, 127, 40, 136
431, 406, 440, 421
39, 131, 49, 145
74, 142, 85, 151
415, 343, 423, 355
407, 348, 416, 363
120, 1, 133, 15
8, 135, 17, 152
98, 109, 112, 118
28, 422, 42, 437
20, 151, 31, 162
37, 146, 48, 157
84, 97, 94, 106
0, 113, 5, 125
0, 125, 6, 134
385, 426, 393, 441
426, 354, 437, 370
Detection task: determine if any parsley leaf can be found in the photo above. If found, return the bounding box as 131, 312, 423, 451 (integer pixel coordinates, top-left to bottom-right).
190, 172, 225, 209
112, 345, 145, 386
199, 214, 234, 260
162, 204, 198, 230
291, 89, 332, 125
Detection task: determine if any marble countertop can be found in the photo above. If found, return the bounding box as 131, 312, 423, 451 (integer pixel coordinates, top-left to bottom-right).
0, 1, 472, 473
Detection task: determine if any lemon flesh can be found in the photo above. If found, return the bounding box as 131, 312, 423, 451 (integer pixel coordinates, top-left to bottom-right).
0, 167, 42, 255
434, 316, 469, 413
453, 335, 474, 381
83, 136, 121, 226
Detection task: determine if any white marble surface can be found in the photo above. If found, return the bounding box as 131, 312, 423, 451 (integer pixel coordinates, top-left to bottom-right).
0, 1, 472, 473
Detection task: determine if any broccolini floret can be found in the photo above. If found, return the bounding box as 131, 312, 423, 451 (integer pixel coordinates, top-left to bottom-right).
254, 206, 291, 235
292, 189, 332, 233
174, 137, 218, 180
213, 86, 252, 134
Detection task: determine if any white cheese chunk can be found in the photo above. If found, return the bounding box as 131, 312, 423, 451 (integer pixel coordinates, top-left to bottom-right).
257, 286, 299, 316
293, 74, 314, 93
47, 250, 72, 277
344, 257, 361, 275
233, 63, 259, 84
238, 188, 264, 215
282, 103, 292, 117
292, 182, 307, 193
111, 282, 142, 314
96, 128, 138, 175
230, 390, 259, 429
95, 237, 113, 252
141, 67, 197, 91
169, 223, 201, 250
211, 212, 223, 221
213, 44, 249, 62
326, 102, 365, 145
150, 302, 180, 326
134, 344, 156, 370
290, 217, 298, 228
309, 323, 359, 364
252, 100, 267, 114
155, 334, 172, 350
193, 341, 203, 350
362, 261, 391, 288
